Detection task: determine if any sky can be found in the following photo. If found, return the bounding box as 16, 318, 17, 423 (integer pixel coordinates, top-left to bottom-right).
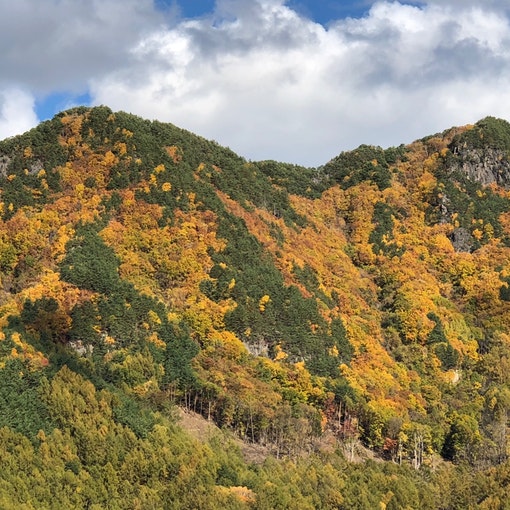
1, 0, 510, 167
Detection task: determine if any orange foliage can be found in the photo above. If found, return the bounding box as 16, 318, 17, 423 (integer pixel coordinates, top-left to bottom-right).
165, 145, 183, 163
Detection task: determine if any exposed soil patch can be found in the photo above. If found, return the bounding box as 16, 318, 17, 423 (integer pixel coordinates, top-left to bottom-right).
176, 407, 270, 464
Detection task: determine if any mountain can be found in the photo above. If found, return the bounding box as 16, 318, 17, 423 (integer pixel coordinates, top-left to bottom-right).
0, 106, 509, 508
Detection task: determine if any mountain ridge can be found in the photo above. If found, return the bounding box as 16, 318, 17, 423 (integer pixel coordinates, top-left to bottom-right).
0, 106, 510, 507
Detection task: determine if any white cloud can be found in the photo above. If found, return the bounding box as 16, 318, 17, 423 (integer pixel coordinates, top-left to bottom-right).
0, 0, 167, 93
0, 88, 38, 140
90, 0, 510, 165
2, 0, 510, 165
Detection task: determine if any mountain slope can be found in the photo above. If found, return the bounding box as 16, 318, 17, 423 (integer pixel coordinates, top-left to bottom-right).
0, 107, 510, 507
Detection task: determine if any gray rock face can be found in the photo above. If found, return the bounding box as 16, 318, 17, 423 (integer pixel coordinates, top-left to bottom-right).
441, 146, 510, 253
0, 155, 10, 177
29, 160, 44, 174
0, 155, 43, 177
451, 227, 474, 253
452, 147, 510, 187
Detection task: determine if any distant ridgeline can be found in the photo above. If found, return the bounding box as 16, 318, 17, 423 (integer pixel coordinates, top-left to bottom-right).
0, 107, 509, 507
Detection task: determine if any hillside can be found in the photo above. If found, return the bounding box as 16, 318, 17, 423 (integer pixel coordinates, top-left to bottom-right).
0, 107, 509, 508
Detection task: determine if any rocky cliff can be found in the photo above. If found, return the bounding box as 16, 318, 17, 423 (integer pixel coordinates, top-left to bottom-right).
448, 116, 510, 187
450, 146, 510, 187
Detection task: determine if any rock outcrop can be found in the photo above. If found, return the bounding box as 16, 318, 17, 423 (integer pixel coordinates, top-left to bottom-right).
450, 146, 510, 188
0, 155, 10, 177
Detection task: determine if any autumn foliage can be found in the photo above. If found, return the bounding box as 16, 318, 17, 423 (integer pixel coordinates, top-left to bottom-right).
0, 107, 509, 507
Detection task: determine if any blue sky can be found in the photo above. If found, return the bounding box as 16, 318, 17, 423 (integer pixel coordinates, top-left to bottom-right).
172, 0, 375, 23
287, 0, 380, 22
156, 1, 372, 23
2, 0, 510, 165
35, 92, 92, 123
168, 1, 424, 24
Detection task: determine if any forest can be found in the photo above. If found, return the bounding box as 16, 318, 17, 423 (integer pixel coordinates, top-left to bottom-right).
0, 106, 509, 508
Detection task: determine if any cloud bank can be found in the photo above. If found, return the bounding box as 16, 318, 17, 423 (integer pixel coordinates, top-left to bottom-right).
0, 88, 38, 141
2, 0, 510, 165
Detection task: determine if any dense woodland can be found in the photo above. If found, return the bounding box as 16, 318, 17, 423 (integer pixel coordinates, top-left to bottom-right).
0, 107, 509, 508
